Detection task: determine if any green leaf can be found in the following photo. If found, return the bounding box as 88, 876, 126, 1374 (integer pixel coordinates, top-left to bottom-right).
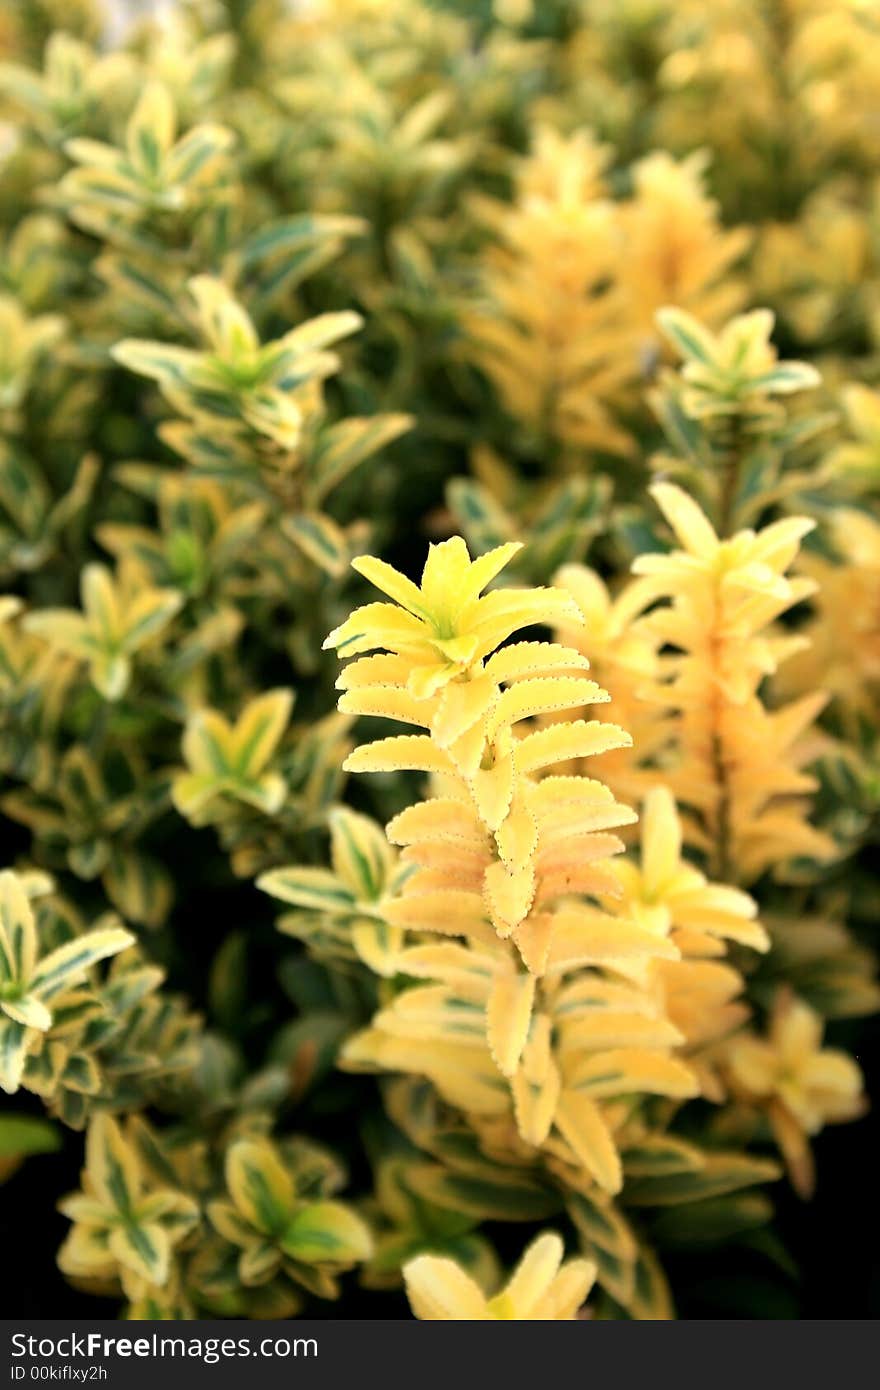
0, 1018, 31, 1094
30, 925, 135, 1001
749, 364, 820, 394
621, 1135, 705, 1177
566, 1191, 638, 1309
406, 1162, 560, 1222
228, 689, 293, 778
656, 308, 717, 366
86, 1115, 143, 1213
226, 1138, 295, 1235
0, 1113, 60, 1158
627, 1243, 674, 1320
111, 340, 201, 387
0, 869, 37, 984
283, 511, 349, 577
310, 414, 412, 505
446, 479, 512, 556
329, 807, 392, 901
108, 1220, 171, 1286
258, 866, 356, 914
623, 1151, 781, 1207
0, 1114, 60, 1181
650, 1192, 775, 1249
281, 1200, 372, 1264
235, 214, 365, 271
1, 993, 51, 1030
103, 848, 173, 931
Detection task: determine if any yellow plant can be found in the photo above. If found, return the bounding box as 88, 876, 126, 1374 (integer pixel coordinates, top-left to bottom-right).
0, 294, 64, 411
550, 564, 666, 809
326, 536, 644, 982
2, 0, 878, 1326
172, 689, 294, 824
258, 807, 409, 976
466, 134, 751, 465
207, 1135, 372, 1298
404, 1231, 595, 1320
329, 540, 776, 1200
342, 786, 769, 1188
467, 126, 634, 459
23, 561, 183, 701
724, 990, 866, 1198
343, 935, 696, 1196
610, 787, 768, 957
619, 150, 749, 349
777, 506, 880, 727
607, 786, 768, 1100
0, 868, 133, 1093
626, 482, 835, 882
57, 1114, 199, 1297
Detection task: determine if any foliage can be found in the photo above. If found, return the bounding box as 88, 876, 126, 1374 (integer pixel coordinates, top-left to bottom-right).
0, 0, 878, 1323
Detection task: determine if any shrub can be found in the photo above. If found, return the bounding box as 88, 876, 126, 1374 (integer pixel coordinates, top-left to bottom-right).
0, 0, 877, 1321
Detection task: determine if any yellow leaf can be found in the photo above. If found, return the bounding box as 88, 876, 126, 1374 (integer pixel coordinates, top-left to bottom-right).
344, 736, 453, 776
554, 1091, 622, 1193
86, 1115, 143, 1212
483, 859, 535, 934
227, 689, 293, 777
567, 1049, 699, 1100
226, 1138, 295, 1233
329, 807, 393, 901
487, 676, 608, 739
404, 1255, 490, 1320
487, 971, 535, 1075
514, 720, 632, 775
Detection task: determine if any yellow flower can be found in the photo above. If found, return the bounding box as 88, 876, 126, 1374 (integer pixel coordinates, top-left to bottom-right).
725, 990, 866, 1197
404, 1232, 595, 1320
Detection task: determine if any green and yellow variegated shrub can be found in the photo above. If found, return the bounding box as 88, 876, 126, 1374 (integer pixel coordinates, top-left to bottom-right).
1, 0, 878, 1323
